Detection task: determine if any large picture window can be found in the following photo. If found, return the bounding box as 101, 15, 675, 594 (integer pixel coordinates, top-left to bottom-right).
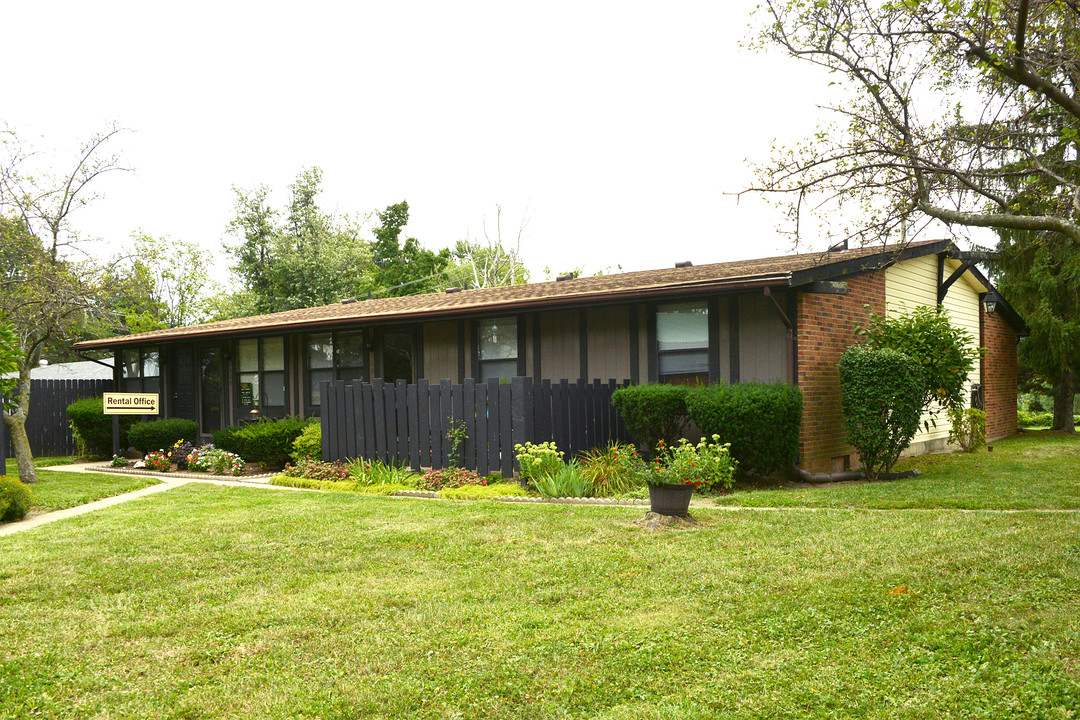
119, 347, 160, 393
657, 302, 709, 385
477, 317, 518, 382
237, 337, 285, 410
305, 330, 367, 406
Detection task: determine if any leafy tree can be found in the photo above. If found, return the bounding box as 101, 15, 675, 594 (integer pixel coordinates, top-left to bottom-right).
370, 201, 450, 297
0, 127, 123, 483
0, 321, 18, 410
857, 306, 981, 424
226, 168, 371, 313
749, 1, 1080, 246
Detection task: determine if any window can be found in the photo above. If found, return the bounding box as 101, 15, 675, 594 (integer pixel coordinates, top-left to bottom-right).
237, 337, 285, 409
477, 317, 518, 382
119, 347, 160, 393
305, 330, 367, 406
657, 302, 709, 385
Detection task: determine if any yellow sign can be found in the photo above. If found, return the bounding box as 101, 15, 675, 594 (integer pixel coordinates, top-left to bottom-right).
103, 392, 160, 415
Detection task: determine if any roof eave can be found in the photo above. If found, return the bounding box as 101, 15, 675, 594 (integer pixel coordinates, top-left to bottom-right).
72, 273, 793, 351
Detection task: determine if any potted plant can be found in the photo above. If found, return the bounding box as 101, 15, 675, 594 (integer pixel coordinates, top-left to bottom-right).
647, 436, 737, 516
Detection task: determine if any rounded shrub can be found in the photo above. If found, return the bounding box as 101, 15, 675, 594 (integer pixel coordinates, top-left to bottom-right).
211, 425, 246, 457
0, 475, 33, 523
127, 418, 198, 454
237, 416, 315, 468
685, 383, 803, 477
66, 397, 137, 457
291, 422, 322, 463
838, 344, 925, 480
611, 384, 689, 457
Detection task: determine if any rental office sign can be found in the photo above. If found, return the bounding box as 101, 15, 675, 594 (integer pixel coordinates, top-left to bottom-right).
103, 392, 160, 415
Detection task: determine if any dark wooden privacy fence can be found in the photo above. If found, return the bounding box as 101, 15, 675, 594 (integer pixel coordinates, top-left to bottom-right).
1, 379, 112, 464
321, 377, 632, 477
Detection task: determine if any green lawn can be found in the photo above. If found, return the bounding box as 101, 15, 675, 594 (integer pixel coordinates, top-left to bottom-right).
0, 468, 1077, 718
4, 455, 75, 475
21, 470, 160, 512
725, 431, 1080, 510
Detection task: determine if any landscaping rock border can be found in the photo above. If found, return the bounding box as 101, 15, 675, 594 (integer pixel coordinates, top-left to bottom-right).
90, 465, 276, 482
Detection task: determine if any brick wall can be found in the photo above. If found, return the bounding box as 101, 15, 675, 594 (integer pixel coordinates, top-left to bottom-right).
981, 310, 1018, 441
796, 271, 886, 472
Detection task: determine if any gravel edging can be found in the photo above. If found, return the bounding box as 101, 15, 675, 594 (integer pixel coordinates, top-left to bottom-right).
88, 465, 276, 482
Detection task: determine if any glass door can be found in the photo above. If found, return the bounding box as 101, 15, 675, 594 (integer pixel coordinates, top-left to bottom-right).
199, 345, 223, 435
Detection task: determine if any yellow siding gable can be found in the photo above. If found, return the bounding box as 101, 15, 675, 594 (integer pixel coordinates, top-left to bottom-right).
885, 254, 983, 445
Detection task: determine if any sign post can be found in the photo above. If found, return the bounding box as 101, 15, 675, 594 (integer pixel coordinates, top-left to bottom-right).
103, 392, 159, 458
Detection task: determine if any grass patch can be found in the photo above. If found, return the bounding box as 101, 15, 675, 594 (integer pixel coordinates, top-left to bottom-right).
726, 431, 1080, 510
439, 482, 527, 500
4, 455, 76, 475
0, 482, 1078, 718
21, 470, 160, 512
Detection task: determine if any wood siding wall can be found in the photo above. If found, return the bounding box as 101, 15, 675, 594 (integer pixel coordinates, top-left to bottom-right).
738, 292, 789, 383
423, 321, 459, 382
885, 255, 984, 446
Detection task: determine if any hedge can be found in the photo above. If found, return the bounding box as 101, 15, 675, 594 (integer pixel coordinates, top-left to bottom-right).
127, 418, 198, 454
0, 475, 33, 523
610, 384, 688, 456
66, 397, 137, 457
685, 383, 803, 477
838, 344, 924, 480
214, 416, 316, 468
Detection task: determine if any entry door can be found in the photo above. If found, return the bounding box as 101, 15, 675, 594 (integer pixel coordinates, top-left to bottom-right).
169, 345, 197, 422
199, 345, 224, 435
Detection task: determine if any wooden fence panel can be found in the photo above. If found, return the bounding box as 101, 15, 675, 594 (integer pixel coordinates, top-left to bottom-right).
475, 382, 489, 477
3, 379, 112, 458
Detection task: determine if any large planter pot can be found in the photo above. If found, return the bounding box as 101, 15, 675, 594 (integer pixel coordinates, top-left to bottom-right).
648, 483, 695, 516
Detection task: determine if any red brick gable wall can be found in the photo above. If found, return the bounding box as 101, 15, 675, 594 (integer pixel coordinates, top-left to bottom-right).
796, 271, 887, 472
982, 311, 1018, 441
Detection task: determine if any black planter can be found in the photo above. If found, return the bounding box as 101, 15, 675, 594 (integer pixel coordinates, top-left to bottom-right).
648, 483, 695, 516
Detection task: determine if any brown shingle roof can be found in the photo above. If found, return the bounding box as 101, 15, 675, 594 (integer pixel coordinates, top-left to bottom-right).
74, 239, 948, 350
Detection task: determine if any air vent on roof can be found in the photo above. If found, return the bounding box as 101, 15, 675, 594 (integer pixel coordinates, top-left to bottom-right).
340, 298, 357, 305
675, 261, 693, 269
556, 273, 574, 282
445, 287, 462, 294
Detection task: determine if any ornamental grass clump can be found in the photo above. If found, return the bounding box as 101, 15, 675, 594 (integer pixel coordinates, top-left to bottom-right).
530, 460, 593, 498
513, 442, 565, 485
648, 435, 737, 491
576, 442, 647, 496
347, 459, 417, 486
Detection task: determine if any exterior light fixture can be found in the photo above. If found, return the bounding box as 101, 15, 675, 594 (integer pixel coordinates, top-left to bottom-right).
983, 291, 1001, 315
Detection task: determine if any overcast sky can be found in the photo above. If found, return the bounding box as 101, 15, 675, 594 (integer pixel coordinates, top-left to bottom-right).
7, 1, 867, 285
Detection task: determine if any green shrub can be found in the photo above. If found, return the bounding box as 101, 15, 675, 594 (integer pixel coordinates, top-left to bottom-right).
576, 442, 646, 496
0, 475, 33, 523
948, 407, 987, 452
685, 383, 802, 476
514, 441, 564, 485
838, 345, 925, 480
211, 426, 246, 457
66, 397, 136, 457
127, 418, 198, 454
291, 423, 322, 462
611, 384, 688, 456
859, 306, 980, 419
237, 416, 314, 468
440, 482, 527, 500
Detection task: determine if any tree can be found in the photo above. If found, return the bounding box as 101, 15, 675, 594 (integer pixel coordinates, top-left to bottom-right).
369, 201, 451, 297
446, 205, 530, 289
226, 168, 371, 313
996, 229, 1080, 432
749, 1, 1080, 247
0, 216, 109, 483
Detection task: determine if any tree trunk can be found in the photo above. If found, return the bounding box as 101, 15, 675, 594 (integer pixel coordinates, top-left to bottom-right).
2, 372, 38, 483
1053, 370, 1076, 435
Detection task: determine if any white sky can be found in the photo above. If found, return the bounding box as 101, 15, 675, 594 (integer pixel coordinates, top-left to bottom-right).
6, 1, 884, 286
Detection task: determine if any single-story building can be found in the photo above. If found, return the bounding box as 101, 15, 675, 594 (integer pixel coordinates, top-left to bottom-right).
72, 238, 1024, 473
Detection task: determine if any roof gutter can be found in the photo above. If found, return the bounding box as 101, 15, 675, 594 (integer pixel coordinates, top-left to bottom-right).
73, 274, 792, 350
